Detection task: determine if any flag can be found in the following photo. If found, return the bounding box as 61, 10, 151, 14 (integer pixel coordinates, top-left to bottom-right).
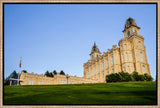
19, 58, 21, 68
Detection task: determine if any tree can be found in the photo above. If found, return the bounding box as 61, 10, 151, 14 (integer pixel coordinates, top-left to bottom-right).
144, 73, 153, 81
119, 71, 132, 82
60, 70, 65, 75
44, 71, 50, 77
50, 72, 54, 77
131, 71, 139, 81
53, 70, 57, 75
138, 75, 145, 81
44, 71, 54, 77
22, 70, 27, 73
4, 70, 18, 85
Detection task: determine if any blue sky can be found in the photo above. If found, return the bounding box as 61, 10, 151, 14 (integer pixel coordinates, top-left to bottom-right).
4, 4, 156, 80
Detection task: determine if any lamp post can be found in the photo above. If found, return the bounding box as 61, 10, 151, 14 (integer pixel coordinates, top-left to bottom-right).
66, 74, 70, 84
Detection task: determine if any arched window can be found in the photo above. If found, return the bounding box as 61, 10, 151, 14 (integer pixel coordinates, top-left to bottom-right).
102, 61, 104, 70
128, 66, 130, 73
121, 45, 123, 50
130, 54, 132, 61
112, 56, 114, 65
91, 68, 93, 76
88, 70, 89, 78
98, 62, 100, 72
112, 68, 114, 73
135, 30, 137, 34
107, 58, 109, 67
138, 41, 141, 48
28, 80, 31, 85
103, 72, 105, 81
123, 67, 126, 72
92, 55, 94, 59
142, 66, 145, 73
97, 55, 99, 58
121, 54, 124, 62
140, 52, 143, 61
107, 70, 109, 75
126, 52, 128, 60
124, 44, 127, 49
128, 31, 130, 37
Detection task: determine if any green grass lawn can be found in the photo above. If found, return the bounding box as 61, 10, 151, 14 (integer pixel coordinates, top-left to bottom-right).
4, 82, 157, 105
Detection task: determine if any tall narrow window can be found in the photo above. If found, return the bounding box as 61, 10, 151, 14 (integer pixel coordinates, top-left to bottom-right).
91, 68, 93, 76
102, 61, 104, 70
128, 31, 130, 37
95, 66, 96, 74
130, 54, 132, 61
121, 54, 124, 62
112, 56, 114, 65
107, 70, 109, 75
98, 63, 100, 72
123, 67, 126, 72
135, 30, 137, 34
88, 70, 89, 78
138, 41, 141, 48
142, 66, 145, 73
28, 80, 31, 85
103, 72, 105, 81
140, 52, 143, 61
112, 68, 114, 73
121, 45, 123, 50
107, 58, 109, 67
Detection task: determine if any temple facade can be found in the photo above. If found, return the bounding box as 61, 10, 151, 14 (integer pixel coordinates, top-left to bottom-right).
83, 17, 150, 83
20, 18, 150, 85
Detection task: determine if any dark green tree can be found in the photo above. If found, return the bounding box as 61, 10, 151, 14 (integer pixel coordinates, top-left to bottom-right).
131, 71, 139, 81
44, 71, 50, 77
144, 73, 153, 81
119, 71, 132, 82
22, 70, 27, 73
53, 70, 57, 75
4, 70, 18, 85
138, 75, 145, 81
60, 70, 65, 75
49, 72, 54, 77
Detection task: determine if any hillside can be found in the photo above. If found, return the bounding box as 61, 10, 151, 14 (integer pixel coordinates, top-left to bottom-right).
4, 82, 157, 105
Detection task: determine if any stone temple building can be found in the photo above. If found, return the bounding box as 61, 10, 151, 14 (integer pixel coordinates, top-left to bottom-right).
83, 17, 150, 83
20, 18, 150, 85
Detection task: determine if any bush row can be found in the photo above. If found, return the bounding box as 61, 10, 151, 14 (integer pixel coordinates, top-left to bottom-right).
106, 71, 153, 83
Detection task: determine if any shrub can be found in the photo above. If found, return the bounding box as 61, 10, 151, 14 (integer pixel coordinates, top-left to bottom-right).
106, 71, 153, 83
131, 71, 139, 81
144, 73, 153, 81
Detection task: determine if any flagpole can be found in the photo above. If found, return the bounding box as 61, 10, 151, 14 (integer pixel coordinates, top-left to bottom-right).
17, 57, 21, 85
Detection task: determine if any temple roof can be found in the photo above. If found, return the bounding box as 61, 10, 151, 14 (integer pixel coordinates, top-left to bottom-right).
90, 42, 101, 54
124, 17, 140, 29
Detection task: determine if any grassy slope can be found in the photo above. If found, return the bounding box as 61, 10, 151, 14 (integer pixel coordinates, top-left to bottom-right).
4, 82, 157, 105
